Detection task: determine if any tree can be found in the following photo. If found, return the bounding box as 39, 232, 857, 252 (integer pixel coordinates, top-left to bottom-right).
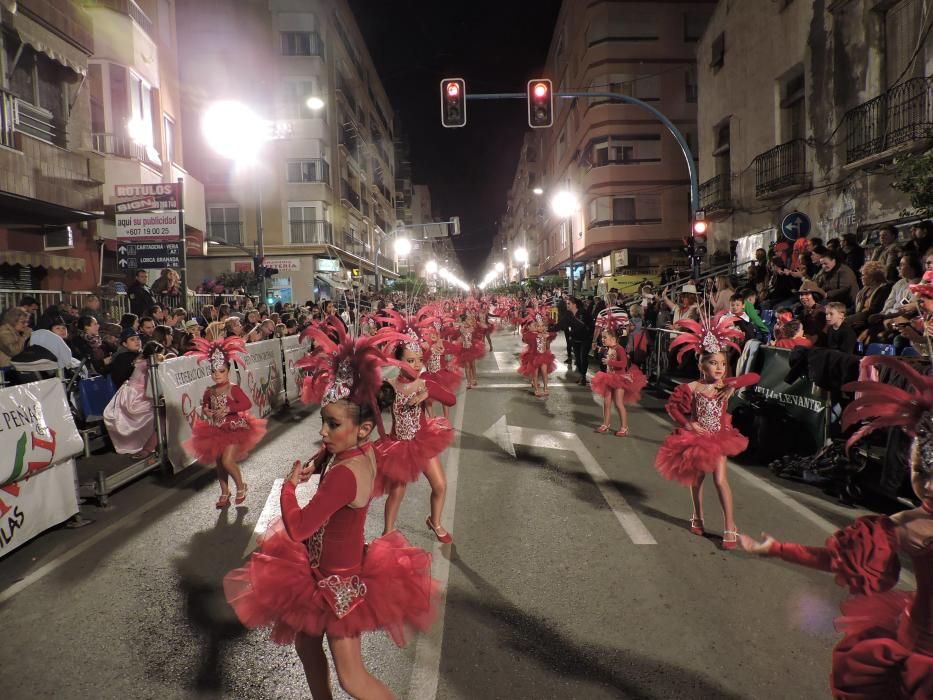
890, 148, 933, 218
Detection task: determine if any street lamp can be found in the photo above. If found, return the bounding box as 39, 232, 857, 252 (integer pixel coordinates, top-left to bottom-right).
532, 187, 544, 195
494, 261, 505, 273
550, 190, 581, 296
425, 259, 438, 275
514, 247, 529, 264
306, 96, 325, 111
394, 237, 412, 257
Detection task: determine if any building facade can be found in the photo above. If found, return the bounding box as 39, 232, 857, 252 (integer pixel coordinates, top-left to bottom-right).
0, 0, 103, 292
492, 0, 716, 292
696, 0, 933, 263
176, 0, 398, 304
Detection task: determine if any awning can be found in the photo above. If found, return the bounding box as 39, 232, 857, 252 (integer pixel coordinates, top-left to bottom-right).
11, 12, 88, 77
315, 274, 350, 291
0, 250, 85, 272
0, 191, 102, 226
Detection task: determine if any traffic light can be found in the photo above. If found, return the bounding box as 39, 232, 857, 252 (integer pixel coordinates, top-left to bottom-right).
692, 210, 708, 258
264, 266, 279, 279
440, 78, 466, 128
527, 79, 554, 128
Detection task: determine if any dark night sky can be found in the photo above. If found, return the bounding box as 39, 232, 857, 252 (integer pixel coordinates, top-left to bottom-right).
348, 0, 563, 277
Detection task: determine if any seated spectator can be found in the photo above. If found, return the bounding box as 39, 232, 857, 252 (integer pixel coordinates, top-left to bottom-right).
761, 256, 800, 310
841, 233, 865, 273
848, 260, 892, 338
120, 313, 139, 331
138, 316, 156, 340
148, 304, 166, 324
894, 270, 933, 356
100, 323, 123, 356
217, 304, 231, 322
103, 341, 164, 459
18, 295, 39, 328
904, 220, 933, 258
821, 302, 858, 354
274, 322, 287, 338
79, 293, 106, 325
243, 322, 263, 343
284, 319, 299, 335
169, 307, 187, 331
739, 287, 769, 334
69, 315, 111, 374
184, 318, 202, 339
793, 280, 827, 344
772, 320, 812, 349
31, 316, 82, 371
224, 316, 243, 338
867, 225, 902, 281
259, 318, 275, 338
812, 245, 859, 307
198, 304, 217, 327
728, 294, 757, 342
152, 325, 177, 358
177, 331, 197, 355
109, 329, 143, 390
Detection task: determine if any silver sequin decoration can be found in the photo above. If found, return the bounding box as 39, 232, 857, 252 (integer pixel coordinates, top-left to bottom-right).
392, 388, 421, 440
208, 392, 247, 428
695, 392, 723, 433
427, 347, 442, 373
535, 333, 547, 353
323, 358, 353, 406
306, 520, 327, 568
317, 574, 367, 618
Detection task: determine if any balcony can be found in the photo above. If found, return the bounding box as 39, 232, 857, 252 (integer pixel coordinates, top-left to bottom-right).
699, 174, 732, 214
91, 132, 161, 170
206, 221, 243, 246
844, 76, 933, 165
289, 220, 333, 245
341, 179, 361, 211
1, 90, 63, 148
377, 254, 395, 271
82, 0, 153, 38
286, 158, 330, 184
587, 216, 663, 229
753, 139, 810, 198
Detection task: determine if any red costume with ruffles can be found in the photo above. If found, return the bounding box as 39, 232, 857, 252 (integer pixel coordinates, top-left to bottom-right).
184, 383, 267, 463
590, 345, 647, 403
518, 329, 556, 377
224, 443, 440, 646
457, 324, 486, 363
422, 340, 463, 394
373, 376, 456, 490
765, 514, 932, 699
654, 374, 759, 485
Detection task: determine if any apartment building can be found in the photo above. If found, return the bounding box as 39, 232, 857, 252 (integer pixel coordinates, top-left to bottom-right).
176, 0, 398, 304
696, 0, 932, 263
0, 0, 103, 291
82, 0, 206, 283
493, 0, 715, 291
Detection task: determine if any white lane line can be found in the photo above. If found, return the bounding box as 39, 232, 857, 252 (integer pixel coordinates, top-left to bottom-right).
408, 387, 466, 700
242, 476, 320, 558
0, 465, 209, 605
493, 351, 518, 372
642, 410, 917, 588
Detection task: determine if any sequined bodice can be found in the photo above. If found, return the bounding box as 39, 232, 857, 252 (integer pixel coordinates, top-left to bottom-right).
209, 392, 229, 412
605, 346, 618, 372
392, 386, 422, 440
427, 346, 442, 373
694, 391, 724, 433
535, 333, 547, 353
461, 327, 473, 345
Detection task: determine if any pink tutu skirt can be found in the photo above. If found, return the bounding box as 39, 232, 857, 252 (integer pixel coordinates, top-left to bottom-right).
654, 425, 748, 485
183, 413, 268, 463
224, 521, 440, 646
374, 417, 454, 489
590, 366, 647, 403
459, 341, 486, 364
518, 350, 556, 377
423, 367, 463, 394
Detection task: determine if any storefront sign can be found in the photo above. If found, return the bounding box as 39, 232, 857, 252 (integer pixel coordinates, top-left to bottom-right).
0, 459, 78, 558
115, 197, 156, 213
115, 212, 181, 241
117, 241, 183, 269
267, 258, 300, 272
315, 258, 340, 272
114, 183, 181, 210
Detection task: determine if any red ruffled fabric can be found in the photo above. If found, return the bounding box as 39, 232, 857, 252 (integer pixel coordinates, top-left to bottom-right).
423, 367, 463, 394
373, 417, 453, 488
590, 366, 647, 403
518, 350, 556, 377
826, 517, 901, 596
183, 413, 267, 463
459, 341, 486, 363
654, 423, 748, 485
224, 520, 440, 647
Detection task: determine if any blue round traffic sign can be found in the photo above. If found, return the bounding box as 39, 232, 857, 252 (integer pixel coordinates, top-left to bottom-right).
781, 211, 811, 241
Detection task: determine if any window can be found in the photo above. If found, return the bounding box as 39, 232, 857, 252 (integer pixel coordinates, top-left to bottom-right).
207, 206, 242, 245
711, 33, 725, 69
283, 79, 320, 119
780, 69, 806, 141
158, 0, 173, 46
713, 120, 731, 176
281, 31, 324, 57
885, 0, 924, 86
684, 10, 707, 42
89, 63, 105, 133
587, 15, 657, 45
129, 71, 158, 156
590, 73, 660, 104
287, 159, 330, 183
588, 196, 662, 227
589, 135, 662, 166
685, 67, 698, 103
289, 203, 330, 243
559, 221, 569, 250
163, 115, 175, 165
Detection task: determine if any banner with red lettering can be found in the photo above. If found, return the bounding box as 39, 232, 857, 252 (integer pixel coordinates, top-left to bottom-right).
157, 354, 215, 474
233, 339, 284, 419
0, 459, 78, 558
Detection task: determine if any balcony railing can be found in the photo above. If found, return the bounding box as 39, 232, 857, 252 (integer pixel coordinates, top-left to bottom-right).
587, 216, 663, 229
699, 174, 732, 212
341, 179, 361, 211
82, 0, 154, 38
14, 98, 60, 146
377, 254, 395, 271
91, 132, 161, 169
206, 221, 243, 246
289, 220, 333, 245
844, 76, 933, 164
287, 158, 330, 184
753, 139, 809, 197
1, 90, 15, 149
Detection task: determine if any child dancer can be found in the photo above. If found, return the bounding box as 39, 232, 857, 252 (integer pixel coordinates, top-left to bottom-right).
184, 335, 267, 508
741, 357, 932, 699
458, 311, 483, 388
421, 318, 462, 420
654, 311, 759, 549
518, 310, 556, 397
224, 330, 439, 700
591, 312, 647, 436
375, 331, 457, 542
480, 301, 496, 351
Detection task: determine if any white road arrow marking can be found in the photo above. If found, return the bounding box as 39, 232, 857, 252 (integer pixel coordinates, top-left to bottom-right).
482, 415, 656, 545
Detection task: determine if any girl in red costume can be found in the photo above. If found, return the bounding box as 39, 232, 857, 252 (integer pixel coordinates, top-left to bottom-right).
518, 310, 556, 397
655, 311, 759, 549
742, 357, 932, 700
480, 301, 496, 351
591, 311, 647, 436
421, 320, 462, 420
457, 310, 484, 388
224, 328, 439, 700
184, 335, 267, 508
375, 331, 457, 543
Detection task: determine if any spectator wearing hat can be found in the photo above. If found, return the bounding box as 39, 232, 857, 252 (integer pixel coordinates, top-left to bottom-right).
661, 283, 699, 323
110, 329, 143, 389
812, 245, 859, 307
100, 323, 123, 356
868, 225, 902, 281
31, 317, 82, 371
793, 280, 827, 344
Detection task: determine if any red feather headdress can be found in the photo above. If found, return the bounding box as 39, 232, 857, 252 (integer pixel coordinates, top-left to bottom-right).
186, 335, 247, 371
595, 307, 629, 332
841, 357, 933, 464
668, 310, 745, 364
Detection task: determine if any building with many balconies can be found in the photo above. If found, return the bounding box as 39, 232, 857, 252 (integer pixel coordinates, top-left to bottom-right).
696, 0, 933, 263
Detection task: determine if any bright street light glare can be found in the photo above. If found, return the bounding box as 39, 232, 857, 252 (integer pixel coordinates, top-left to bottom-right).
514, 247, 529, 264
202, 100, 268, 164
306, 96, 325, 111
550, 190, 580, 219
494, 262, 505, 273
425, 260, 438, 274
394, 237, 412, 256
532, 187, 544, 195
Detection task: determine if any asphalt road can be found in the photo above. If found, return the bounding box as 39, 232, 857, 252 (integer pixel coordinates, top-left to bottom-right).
0, 332, 903, 699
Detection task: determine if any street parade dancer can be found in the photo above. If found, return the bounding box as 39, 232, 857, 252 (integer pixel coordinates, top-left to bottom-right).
224, 326, 439, 700
418, 308, 463, 421
518, 307, 556, 397
480, 300, 497, 351
457, 307, 485, 389
183, 334, 267, 508
590, 310, 647, 436
654, 310, 759, 549
374, 323, 457, 543
741, 356, 932, 699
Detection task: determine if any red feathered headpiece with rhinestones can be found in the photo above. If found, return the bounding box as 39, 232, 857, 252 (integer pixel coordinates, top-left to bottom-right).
186, 335, 247, 371
669, 310, 746, 364
842, 357, 933, 466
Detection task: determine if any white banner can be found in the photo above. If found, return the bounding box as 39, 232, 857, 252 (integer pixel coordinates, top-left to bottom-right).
157, 354, 215, 474
281, 335, 312, 403
0, 459, 78, 558
233, 339, 284, 419
115, 211, 181, 240
0, 379, 84, 488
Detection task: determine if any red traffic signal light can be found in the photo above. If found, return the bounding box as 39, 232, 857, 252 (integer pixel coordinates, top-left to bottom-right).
527, 78, 554, 128
440, 78, 466, 128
